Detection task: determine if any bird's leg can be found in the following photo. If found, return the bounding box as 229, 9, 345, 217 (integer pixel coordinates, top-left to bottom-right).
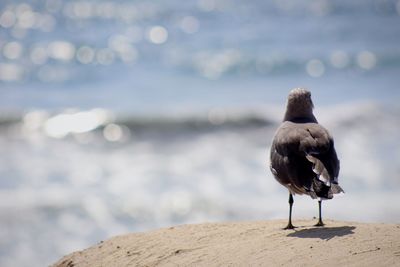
284, 193, 295, 229
314, 200, 325, 227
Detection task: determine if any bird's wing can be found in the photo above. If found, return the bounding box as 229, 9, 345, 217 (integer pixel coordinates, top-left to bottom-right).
272, 122, 341, 185
300, 124, 341, 185
270, 122, 317, 194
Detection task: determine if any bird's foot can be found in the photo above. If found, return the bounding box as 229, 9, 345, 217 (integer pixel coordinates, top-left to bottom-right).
283, 223, 296, 230
314, 220, 324, 227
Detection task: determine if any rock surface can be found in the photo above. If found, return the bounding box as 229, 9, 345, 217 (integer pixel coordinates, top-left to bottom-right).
52, 220, 400, 267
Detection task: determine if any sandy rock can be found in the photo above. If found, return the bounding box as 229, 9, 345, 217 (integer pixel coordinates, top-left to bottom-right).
52, 220, 400, 267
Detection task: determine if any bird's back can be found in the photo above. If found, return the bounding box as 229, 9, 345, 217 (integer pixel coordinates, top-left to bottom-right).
270, 120, 341, 198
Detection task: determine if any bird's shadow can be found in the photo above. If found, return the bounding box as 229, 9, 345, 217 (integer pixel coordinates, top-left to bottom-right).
287, 226, 356, 240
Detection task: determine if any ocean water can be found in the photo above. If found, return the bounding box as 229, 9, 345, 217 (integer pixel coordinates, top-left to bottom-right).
1, 0, 400, 266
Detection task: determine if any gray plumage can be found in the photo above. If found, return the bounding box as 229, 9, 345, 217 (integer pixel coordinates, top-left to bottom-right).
270, 88, 343, 228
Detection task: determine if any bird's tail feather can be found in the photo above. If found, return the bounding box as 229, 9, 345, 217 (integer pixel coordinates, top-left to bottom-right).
331, 183, 345, 194
306, 154, 330, 184
311, 178, 333, 199
306, 154, 344, 199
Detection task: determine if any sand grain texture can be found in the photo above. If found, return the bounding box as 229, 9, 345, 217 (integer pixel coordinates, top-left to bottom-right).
53, 220, 400, 267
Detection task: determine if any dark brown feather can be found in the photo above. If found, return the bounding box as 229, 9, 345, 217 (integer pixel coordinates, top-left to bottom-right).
270, 118, 341, 198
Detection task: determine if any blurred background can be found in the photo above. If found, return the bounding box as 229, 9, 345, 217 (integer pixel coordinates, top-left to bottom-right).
1, 0, 400, 266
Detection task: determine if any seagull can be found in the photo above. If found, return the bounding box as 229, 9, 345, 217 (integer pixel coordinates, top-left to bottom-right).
270, 88, 344, 229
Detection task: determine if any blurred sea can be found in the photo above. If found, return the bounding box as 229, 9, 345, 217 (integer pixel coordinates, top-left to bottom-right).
1, 0, 400, 266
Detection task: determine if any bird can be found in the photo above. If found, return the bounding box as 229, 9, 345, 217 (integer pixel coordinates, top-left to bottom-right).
269, 88, 344, 229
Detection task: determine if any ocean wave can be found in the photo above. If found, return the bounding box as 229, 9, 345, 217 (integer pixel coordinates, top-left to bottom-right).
0, 108, 275, 140
0, 102, 399, 140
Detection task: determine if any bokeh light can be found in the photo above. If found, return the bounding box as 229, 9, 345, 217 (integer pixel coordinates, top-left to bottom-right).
3, 41, 23, 60
357, 50, 377, 70
330, 51, 350, 69
147, 26, 168, 44
306, 59, 325, 77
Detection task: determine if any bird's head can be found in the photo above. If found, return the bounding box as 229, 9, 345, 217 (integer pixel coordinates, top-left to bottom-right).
284, 88, 316, 122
